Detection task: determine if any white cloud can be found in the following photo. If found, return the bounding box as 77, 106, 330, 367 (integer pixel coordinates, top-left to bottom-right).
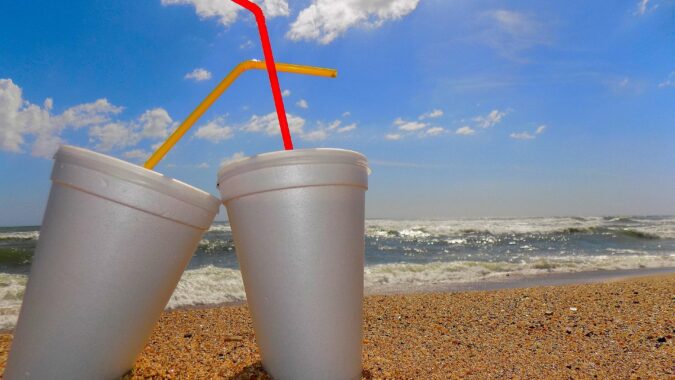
425, 127, 445, 136
473, 109, 506, 129
419, 109, 443, 119
510, 131, 535, 140
302, 129, 328, 141
0, 79, 137, 158
86, 107, 174, 152
196, 162, 209, 168
139, 108, 174, 139
342, 111, 351, 117
160, 0, 289, 27
287, 0, 420, 44
184, 68, 212, 81
282, 89, 291, 97
89, 122, 140, 151
535, 125, 547, 134
385, 133, 402, 141
220, 151, 247, 167
455, 126, 475, 136
0, 79, 31, 152
56, 99, 123, 129
241, 112, 305, 136
123, 149, 151, 161
394, 117, 427, 131
237, 112, 347, 142
296, 99, 309, 109
194, 117, 235, 141
337, 123, 357, 133
658, 72, 675, 88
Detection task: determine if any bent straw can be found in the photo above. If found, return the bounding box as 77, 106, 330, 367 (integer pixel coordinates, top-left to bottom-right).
231, 0, 293, 150
143, 60, 337, 169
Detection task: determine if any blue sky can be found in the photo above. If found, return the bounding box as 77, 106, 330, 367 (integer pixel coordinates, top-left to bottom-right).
1, 0, 674, 225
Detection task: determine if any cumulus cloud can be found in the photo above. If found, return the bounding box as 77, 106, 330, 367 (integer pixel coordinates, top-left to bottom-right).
282, 89, 291, 97
287, 0, 420, 44
535, 125, 546, 134
123, 149, 151, 161
220, 151, 247, 167
419, 109, 443, 119
425, 127, 445, 136
223, 112, 349, 142
139, 108, 175, 139
394, 117, 427, 131
241, 112, 306, 136
510, 131, 535, 140
388, 115, 447, 140
57, 99, 123, 129
87, 108, 175, 152
296, 99, 309, 109
455, 126, 475, 136
0, 78, 178, 157
195, 117, 235, 141
89, 122, 140, 151
161, 0, 289, 27
473, 109, 506, 129
184, 68, 212, 81
302, 129, 328, 141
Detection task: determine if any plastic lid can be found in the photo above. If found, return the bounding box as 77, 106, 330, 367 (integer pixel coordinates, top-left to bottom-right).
55, 145, 220, 213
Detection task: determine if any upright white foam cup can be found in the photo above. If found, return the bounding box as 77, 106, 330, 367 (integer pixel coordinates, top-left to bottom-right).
217, 148, 368, 380
5, 146, 220, 379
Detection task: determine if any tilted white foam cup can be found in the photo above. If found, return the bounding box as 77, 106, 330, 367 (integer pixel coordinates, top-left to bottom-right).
5, 146, 220, 379
217, 148, 369, 380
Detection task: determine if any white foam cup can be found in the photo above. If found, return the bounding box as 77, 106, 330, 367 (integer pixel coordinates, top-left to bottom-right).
5, 146, 220, 379
217, 148, 368, 380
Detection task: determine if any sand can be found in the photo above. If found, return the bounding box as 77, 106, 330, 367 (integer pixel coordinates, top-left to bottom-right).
0, 274, 673, 379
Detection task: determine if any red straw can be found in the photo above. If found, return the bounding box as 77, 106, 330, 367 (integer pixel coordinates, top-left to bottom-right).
231, 0, 294, 150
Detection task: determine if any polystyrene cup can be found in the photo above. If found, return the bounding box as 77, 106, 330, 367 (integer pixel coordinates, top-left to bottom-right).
217, 148, 368, 380
5, 146, 220, 380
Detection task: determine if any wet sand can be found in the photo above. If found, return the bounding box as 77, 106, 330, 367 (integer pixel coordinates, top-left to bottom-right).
0, 274, 673, 379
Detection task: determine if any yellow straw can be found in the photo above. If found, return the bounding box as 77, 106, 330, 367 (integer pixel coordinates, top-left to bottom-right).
144, 60, 337, 169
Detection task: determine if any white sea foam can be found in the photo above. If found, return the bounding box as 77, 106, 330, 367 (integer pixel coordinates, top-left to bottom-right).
364, 254, 675, 290
168, 265, 246, 308
0, 254, 672, 329
0, 273, 28, 330
0, 231, 39, 240
365, 217, 675, 239
207, 224, 232, 233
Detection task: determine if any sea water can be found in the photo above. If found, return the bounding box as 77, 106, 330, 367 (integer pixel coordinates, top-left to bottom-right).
0, 216, 674, 329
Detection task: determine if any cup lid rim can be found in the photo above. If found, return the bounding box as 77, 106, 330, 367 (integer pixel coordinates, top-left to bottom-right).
217, 148, 368, 183
55, 145, 221, 212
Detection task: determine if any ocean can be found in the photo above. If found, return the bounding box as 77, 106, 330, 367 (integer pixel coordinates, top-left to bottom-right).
1, 216, 674, 330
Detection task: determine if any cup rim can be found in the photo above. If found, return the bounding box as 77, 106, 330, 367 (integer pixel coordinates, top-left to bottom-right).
217, 148, 368, 185
55, 145, 220, 212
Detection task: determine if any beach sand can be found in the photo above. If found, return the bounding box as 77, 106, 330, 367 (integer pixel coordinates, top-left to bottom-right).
0, 274, 672, 379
